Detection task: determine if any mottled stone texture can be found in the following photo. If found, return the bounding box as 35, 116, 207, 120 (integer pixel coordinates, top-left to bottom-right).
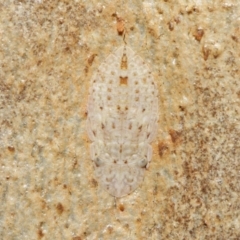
0, 1, 239, 239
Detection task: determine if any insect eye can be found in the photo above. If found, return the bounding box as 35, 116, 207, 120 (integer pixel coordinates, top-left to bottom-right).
138, 159, 148, 168
94, 158, 102, 167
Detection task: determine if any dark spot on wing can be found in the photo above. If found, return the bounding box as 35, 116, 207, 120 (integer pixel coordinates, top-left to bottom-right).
119, 76, 128, 85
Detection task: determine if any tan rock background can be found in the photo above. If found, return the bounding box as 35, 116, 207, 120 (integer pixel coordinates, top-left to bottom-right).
0, 0, 239, 239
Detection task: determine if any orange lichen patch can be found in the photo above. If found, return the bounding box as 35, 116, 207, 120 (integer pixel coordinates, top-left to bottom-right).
119, 76, 128, 85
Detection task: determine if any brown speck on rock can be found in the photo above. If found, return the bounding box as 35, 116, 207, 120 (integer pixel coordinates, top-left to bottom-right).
38, 228, 44, 239
7, 146, 15, 152
186, 5, 199, 14
124, 223, 129, 229
174, 16, 181, 24
88, 54, 97, 66
231, 27, 240, 42
56, 203, 64, 215
72, 159, 78, 169
153, 185, 158, 195
168, 21, 174, 31
136, 218, 141, 223
119, 203, 125, 211
236, 90, 240, 98
202, 44, 210, 61
91, 178, 98, 188
84, 66, 89, 74
107, 225, 113, 234
72, 237, 82, 240
169, 129, 181, 144
193, 27, 204, 41
179, 105, 185, 111
158, 142, 169, 157
64, 46, 71, 53
231, 34, 238, 42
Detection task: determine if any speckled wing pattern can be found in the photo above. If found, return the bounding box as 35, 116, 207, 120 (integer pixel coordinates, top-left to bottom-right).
87, 45, 158, 197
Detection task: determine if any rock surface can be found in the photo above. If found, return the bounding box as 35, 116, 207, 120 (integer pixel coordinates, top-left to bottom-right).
0, 1, 239, 239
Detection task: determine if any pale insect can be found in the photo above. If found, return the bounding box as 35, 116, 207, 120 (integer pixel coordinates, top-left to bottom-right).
87, 44, 159, 197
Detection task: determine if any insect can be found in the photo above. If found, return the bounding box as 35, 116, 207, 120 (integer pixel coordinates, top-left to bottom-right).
87, 44, 159, 197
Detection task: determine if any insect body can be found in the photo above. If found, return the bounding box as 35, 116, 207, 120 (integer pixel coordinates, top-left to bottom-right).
87, 45, 158, 197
